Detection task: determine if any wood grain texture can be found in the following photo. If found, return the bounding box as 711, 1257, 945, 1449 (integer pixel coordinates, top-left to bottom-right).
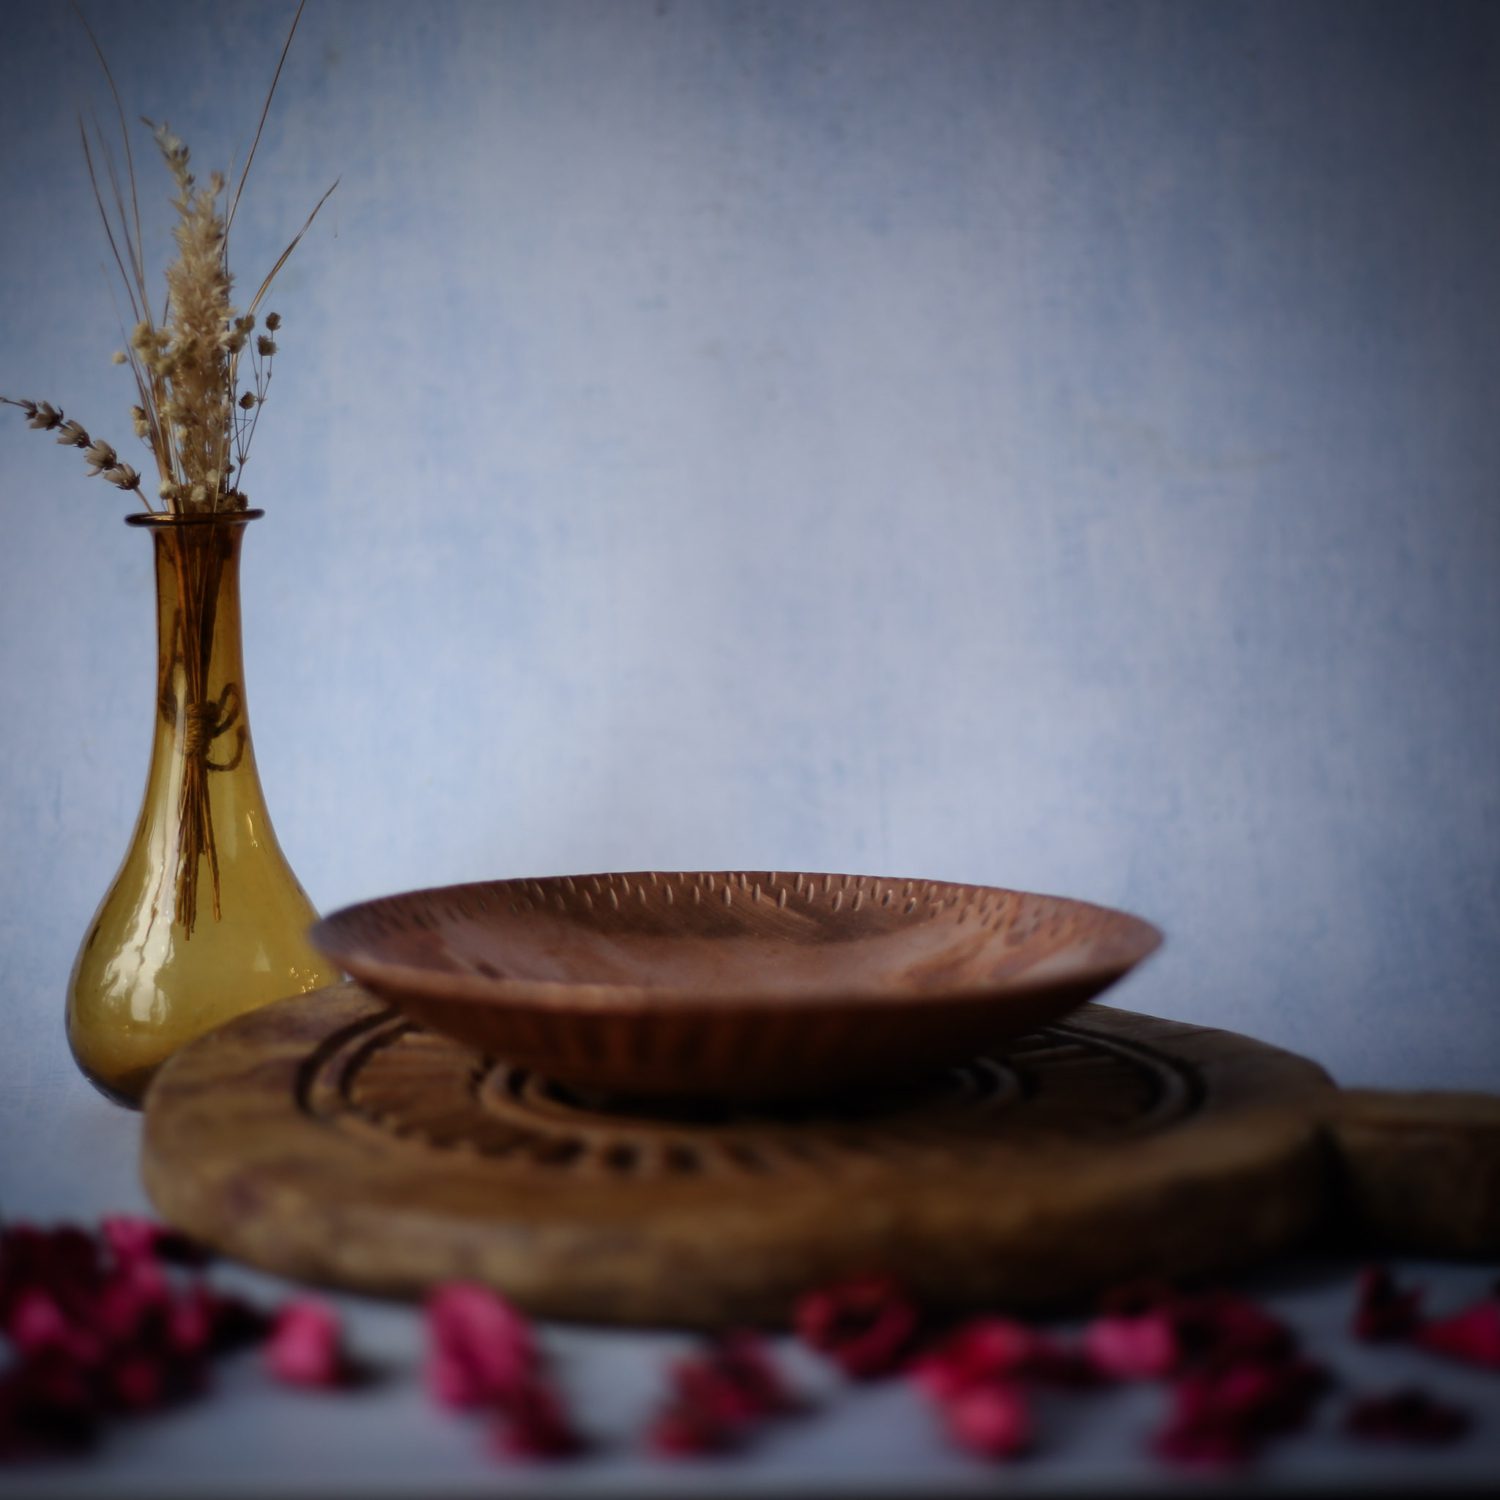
308, 872, 1163, 1101
143, 984, 1341, 1327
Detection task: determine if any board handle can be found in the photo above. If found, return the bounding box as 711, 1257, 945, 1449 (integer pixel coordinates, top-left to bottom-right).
1324, 1089, 1500, 1255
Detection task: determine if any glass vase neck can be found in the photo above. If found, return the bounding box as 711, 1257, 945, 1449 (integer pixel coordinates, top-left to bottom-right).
125, 507, 267, 528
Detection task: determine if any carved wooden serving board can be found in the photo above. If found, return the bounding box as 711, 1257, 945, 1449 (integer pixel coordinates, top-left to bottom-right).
141, 984, 1500, 1327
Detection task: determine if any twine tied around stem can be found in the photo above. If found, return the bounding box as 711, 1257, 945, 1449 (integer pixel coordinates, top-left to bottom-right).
182, 683, 245, 771
174, 680, 245, 932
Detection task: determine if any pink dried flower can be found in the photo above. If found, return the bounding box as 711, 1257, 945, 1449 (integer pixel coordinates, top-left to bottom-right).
941, 1381, 1033, 1460
0, 1350, 99, 1459
491, 1377, 582, 1459
1417, 1296, 1500, 1369
1085, 1311, 1180, 1380
1352, 1266, 1423, 1342
92, 1258, 172, 1348
1153, 1356, 1330, 1469
160, 1282, 265, 1361
103, 1350, 172, 1413
0, 1225, 103, 1325
164, 1290, 215, 1361
644, 1333, 798, 1458
1097, 1283, 1295, 1375
100, 1217, 207, 1270
645, 1398, 739, 1457
714, 1330, 798, 1416
6, 1289, 104, 1367
794, 1272, 920, 1379
911, 1318, 1044, 1400
670, 1356, 761, 1431
1345, 1388, 1470, 1444
425, 1283, 537, 1410
0, 1219, 269, 1462
264, 1300, 350, 1389
1171, 1290, 1295, 1369
670, 1332, 796, 1426
913, 1317, 1099, 1397
1153, 1409, 1256, 1469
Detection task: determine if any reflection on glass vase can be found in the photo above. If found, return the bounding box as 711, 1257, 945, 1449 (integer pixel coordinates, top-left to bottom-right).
67, 509, 340, 1106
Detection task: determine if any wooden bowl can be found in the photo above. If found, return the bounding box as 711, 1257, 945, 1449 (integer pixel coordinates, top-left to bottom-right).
310, 872, 1162, 1103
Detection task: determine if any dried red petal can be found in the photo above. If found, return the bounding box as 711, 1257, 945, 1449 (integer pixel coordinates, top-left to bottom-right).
0, 1350, 100, 1459
6, 1288, 104, 1367
264, 1300, 350, 1389
667, 1332, 797, 1430
1152, 1413, 1255, 1469
0, 1226, 104, 1326
103, 1350, 172, 1413
711, 1330, 797, 1417
100, 1216, 207, 1269
1171, 1291, 1295, 1369
93, 1258, 172, 1347
645, 1398, 738, 1457
1352, 1266, 1424, 1342
644, 1333, 796, 1456
196, 1286, 270, 1354
1085, 1311, 1180, 1380
688, 1358, 778, 1432
0, 1217, 275, 1463
1417, 1298, 1500, 1369
912, 1318, 1097, 1396
492, 1377, 582, 1459
941, 1382, 1032, 1459
1346, 1388, 1471, 1444
425, 1283, 537, 1410
911, 1319, 1041, 1399
1153, 1355, 1330, 1469
794, 1273, 920, 1379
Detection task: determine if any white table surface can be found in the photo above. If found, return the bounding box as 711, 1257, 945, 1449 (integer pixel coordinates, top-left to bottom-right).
2, 1024, 1499, 1500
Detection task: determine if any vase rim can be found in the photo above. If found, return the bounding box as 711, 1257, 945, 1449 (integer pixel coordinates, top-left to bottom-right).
125, 508, 265, 528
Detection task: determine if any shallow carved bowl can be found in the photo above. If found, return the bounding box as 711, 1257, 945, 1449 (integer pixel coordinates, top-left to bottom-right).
310, 872, 1162, 1103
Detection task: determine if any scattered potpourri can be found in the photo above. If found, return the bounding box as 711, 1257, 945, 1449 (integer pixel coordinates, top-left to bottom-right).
263, 1300, 356, 1389
1344, 1388, 1471, 1444
425, 1283, 581, 1458
425, 1282, 537, 1410
794, 1267, 1492, 1470
3, 1224, 1494, 1471
0, 1218, 267, 1460
645, 1329, 801, 1456
792, 1271, 921, 1379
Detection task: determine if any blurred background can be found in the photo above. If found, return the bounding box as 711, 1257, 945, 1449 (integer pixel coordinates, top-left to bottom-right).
1, 0, 1497, 1092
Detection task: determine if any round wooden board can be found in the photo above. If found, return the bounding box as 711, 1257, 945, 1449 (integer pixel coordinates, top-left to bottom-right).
142, 984, 1347, 1326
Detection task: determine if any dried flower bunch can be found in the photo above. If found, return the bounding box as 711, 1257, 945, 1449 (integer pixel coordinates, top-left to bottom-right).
2, 2, 334, 514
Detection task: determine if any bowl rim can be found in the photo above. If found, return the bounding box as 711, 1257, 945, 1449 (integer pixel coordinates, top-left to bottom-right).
310, 870, 1165, 1014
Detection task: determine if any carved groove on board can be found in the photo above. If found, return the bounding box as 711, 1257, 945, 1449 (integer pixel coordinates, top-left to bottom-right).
288, 1007, 1203, 1182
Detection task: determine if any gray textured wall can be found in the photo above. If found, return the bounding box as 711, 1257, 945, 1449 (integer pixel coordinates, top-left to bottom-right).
2, 0, 1497, 1095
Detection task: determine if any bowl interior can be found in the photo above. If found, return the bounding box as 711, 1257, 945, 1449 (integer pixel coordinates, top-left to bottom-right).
312, 872, 1161, 1003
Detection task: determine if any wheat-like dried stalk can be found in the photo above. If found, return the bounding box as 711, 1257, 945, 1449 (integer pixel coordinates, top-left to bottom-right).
6, 0, 334, 517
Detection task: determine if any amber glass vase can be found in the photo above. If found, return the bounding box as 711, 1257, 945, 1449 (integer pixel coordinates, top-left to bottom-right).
67, 510, 340, 1106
